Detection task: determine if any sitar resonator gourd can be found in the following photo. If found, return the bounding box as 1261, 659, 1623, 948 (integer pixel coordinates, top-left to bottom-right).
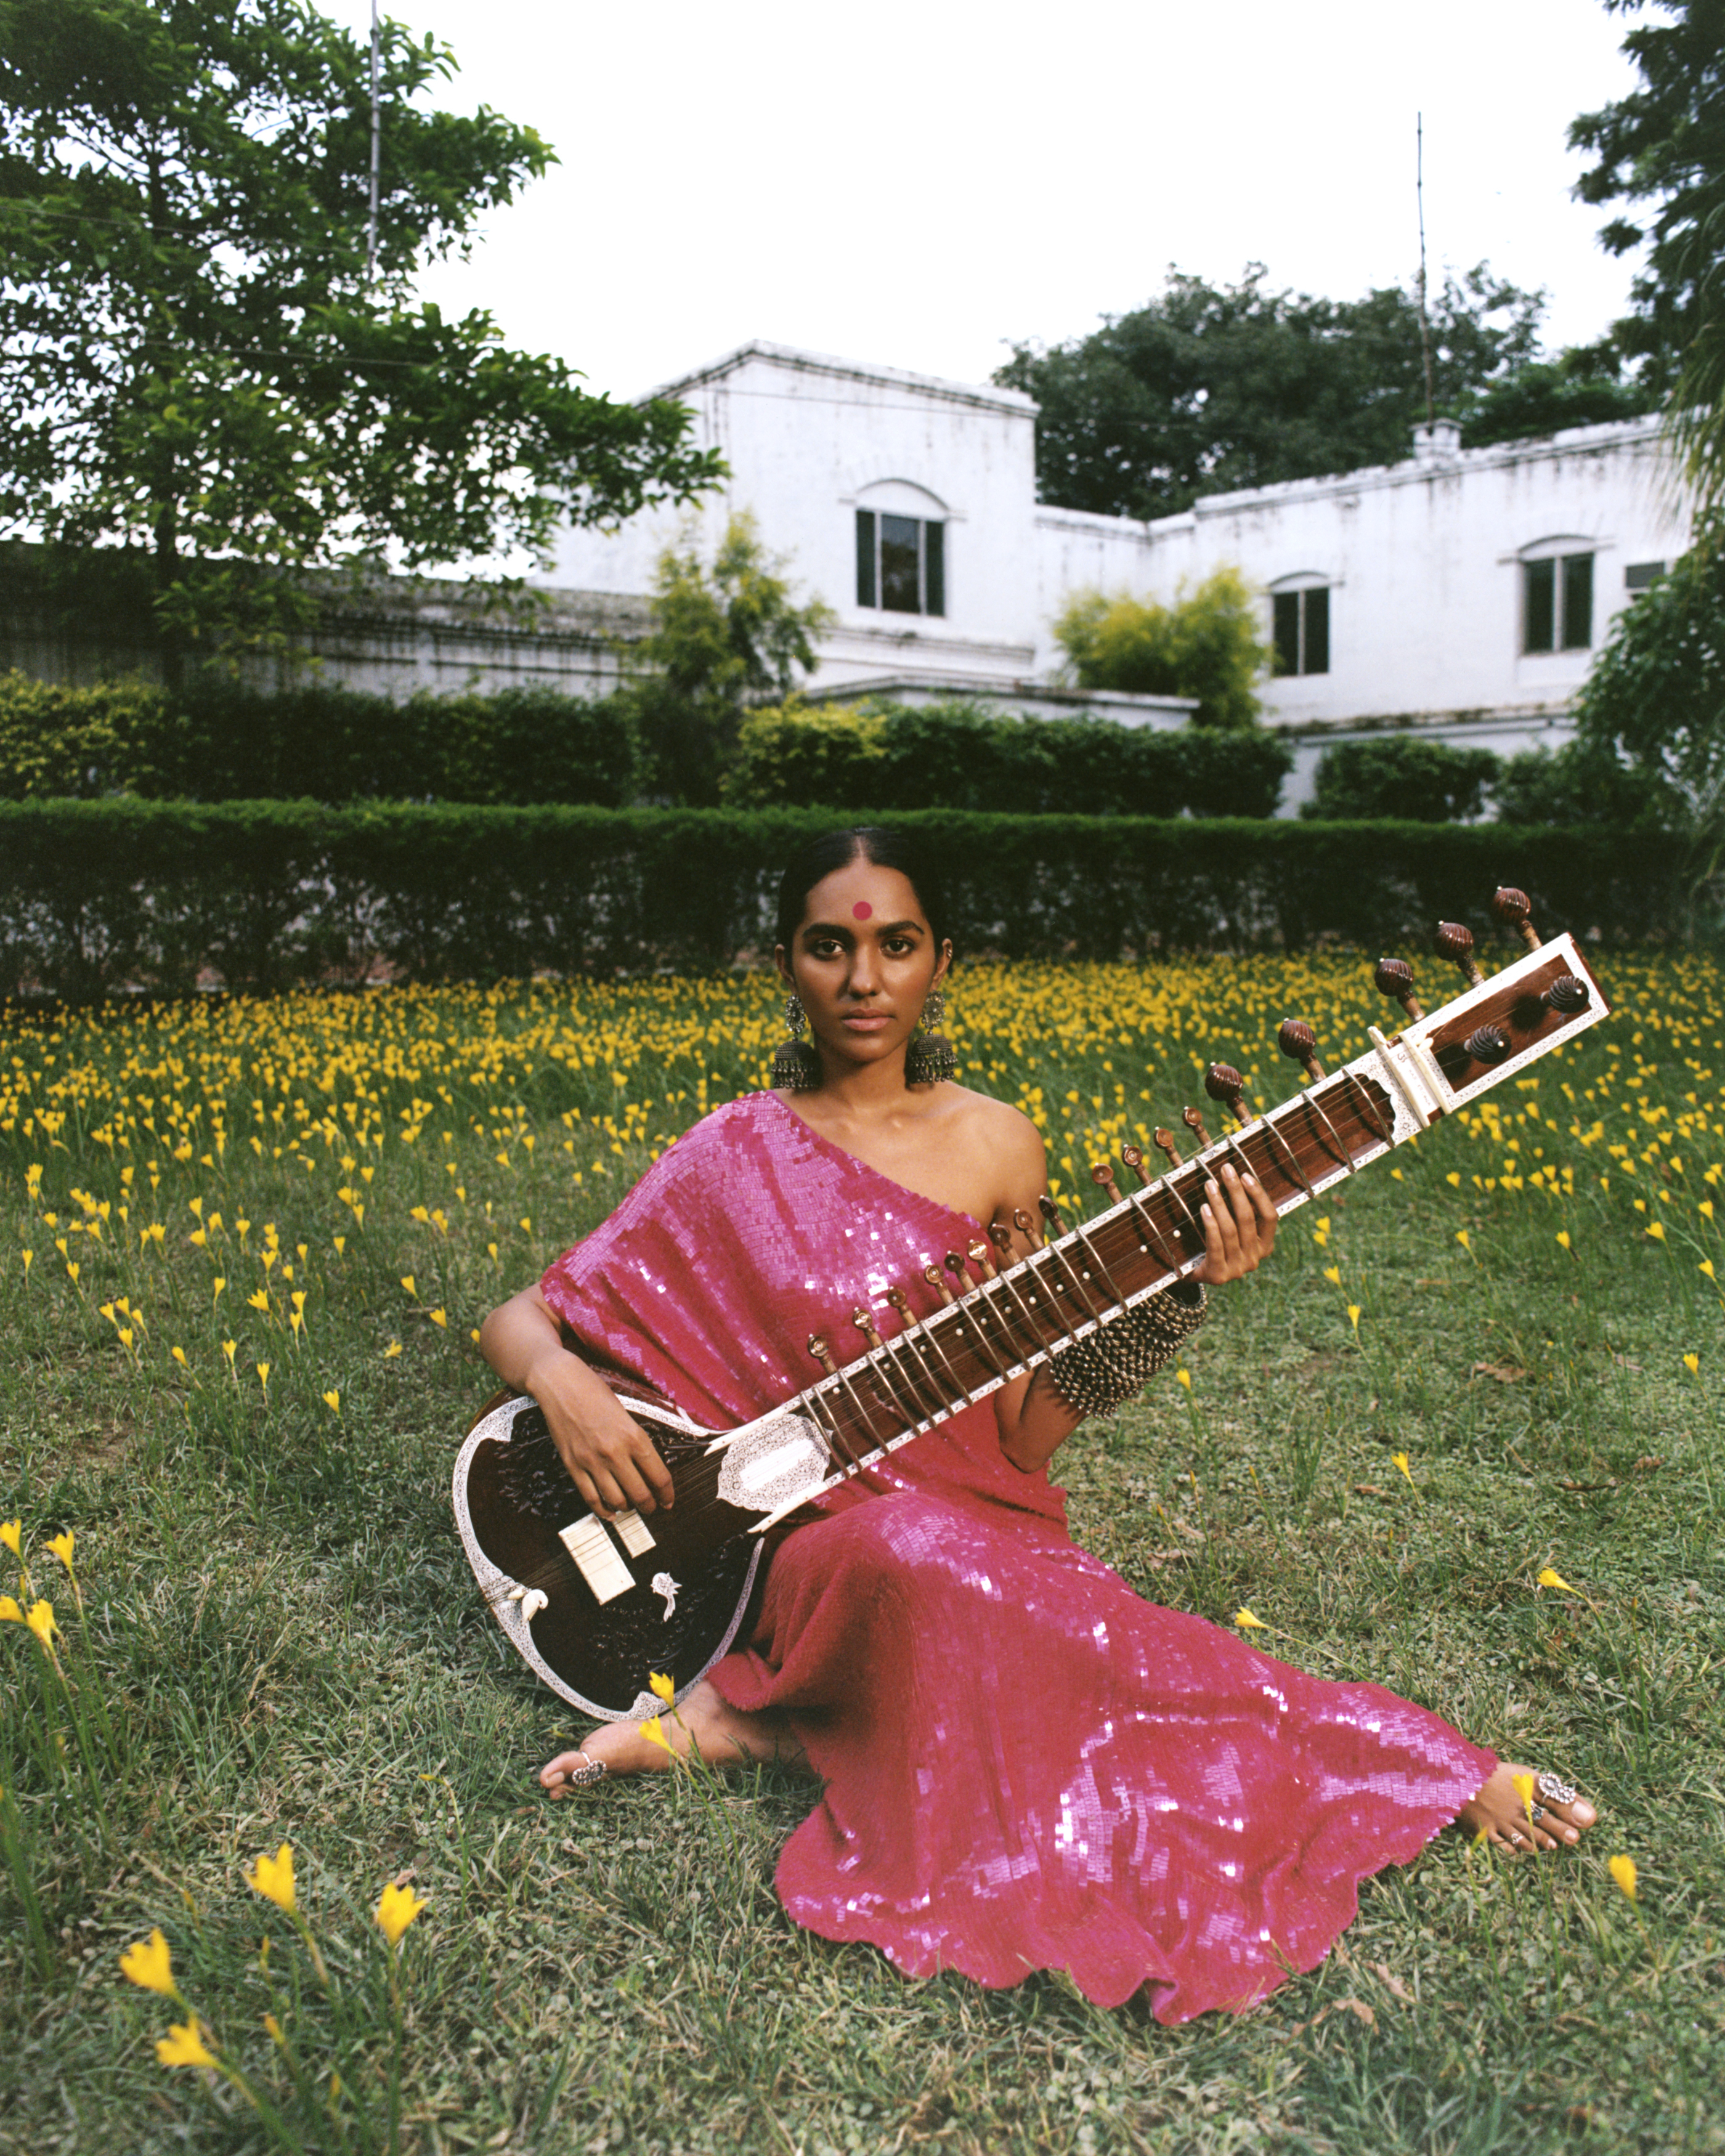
453, 888, 1610, 1722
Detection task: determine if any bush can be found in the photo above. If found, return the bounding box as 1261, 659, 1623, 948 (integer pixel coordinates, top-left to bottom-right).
0, 800, 1677, 999
1491, 741, 1663, 827
1051, 567, 1268, 728
0, 670, 643, 806
726, 700, 1294, 817
1302, 737, 1503, 822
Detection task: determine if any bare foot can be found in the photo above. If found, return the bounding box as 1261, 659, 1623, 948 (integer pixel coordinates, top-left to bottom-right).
539, 1679, 807, 1797
1458, 1762, 1597, 1855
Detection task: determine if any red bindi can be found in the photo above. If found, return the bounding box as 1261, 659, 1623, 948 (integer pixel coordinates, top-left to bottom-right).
852, 901, 872, 920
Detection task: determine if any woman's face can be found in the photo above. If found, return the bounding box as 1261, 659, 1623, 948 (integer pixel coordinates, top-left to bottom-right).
776, 856, 951, 1076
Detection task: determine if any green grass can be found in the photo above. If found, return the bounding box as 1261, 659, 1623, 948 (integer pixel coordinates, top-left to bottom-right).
1, 954, 1722, 2155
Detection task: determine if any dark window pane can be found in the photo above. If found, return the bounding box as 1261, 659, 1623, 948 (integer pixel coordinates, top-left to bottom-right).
855, 509, 876, 609
1562, 552, 1594, 648
880, 514, 920, 613
924, 521, 944, 617
1302, 586, 1329, 675
1273, 591, 1301, 675
1625, 560, 1665, 591
1523, 558, 1556, 652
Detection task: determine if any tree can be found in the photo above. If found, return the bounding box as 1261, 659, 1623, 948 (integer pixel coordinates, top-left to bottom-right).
626, 514, 834, 803
1571, 0, 1725, 516
1050, 567, 1268, 729
996, 265, 1560, 520
0, 0, 724, 674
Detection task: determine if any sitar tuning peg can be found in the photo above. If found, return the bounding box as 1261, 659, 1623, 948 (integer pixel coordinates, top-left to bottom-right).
808, 1332, 838, 1374
1543, 973, 1590, 1015
1120, 1141, 1153, 1188
1373, 957, 1425, 1023
1013, 1205, 1044, 1250
988, 1220, 1015, 1259
1491, 885, 1542, 953
967, 1236, 999, 1280
922, 1262, 956, 1306
1203, 1063, 1251, 1128
1435, 920, 1485, 990
1039, 1194, 1068, 1239
1181, 1104, 1212, 1148
1092, 1160, 1124, 1206
851, 1305, 884, 1351
1153, 1126, 1184, 1170
1464, 1023, 1512, 1066
1277, 1018, 1326, 1082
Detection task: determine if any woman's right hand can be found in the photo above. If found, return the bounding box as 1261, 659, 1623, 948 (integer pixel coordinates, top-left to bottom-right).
478, 1286, 675, 1517
525, 1345, 676, 1519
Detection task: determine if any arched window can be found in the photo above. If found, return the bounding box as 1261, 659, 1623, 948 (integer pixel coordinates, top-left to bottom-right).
1518, 537, 1595, 653
853, 479, 947, 617
1268, 572, 1331, 676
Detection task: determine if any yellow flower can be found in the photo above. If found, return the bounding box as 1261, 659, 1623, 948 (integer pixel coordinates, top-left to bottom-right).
429, 1308, 448, 1328
171, 1345, 188, 1369
1455, 1230, 1471, 1250
256, 1362, 270, 1392
245, 1842, 296, 1915
1323, 1265, 1341, 1286
212, 1276, 225, 1300
1556, 1230, 1572, 1250
155, 2019, 217, 2069
25, 1599, 56, 1649
383, 1340, 403, 1360
0, 1520, 18, 1558
1703, 1259, 1718, 1281
0, 1595, 21, 1623
1538, 1567, 1577, 1594
1445, 1171, 1461, 1188
47, 1531, 73, 1572
1683, 1353, 1700, 1376
1609, 1854, 1638, 1903
1392, 1452, 1414, 1487
322, 1390, 341, 1415
1346, 1305, 1361, 1332
375, 1880, 427, 1945
649, 1670, 675, 1704
1233, 1608, 1268, 1631
120, 1927, 181, 1999
641, 1714, 672, 1751
1648, 1222, 1666, 1241
247, 1289, 270, 1312
400, 1275, 416, 1299
1512, 1771, 1537, 1823
264, 2013, 285, 2045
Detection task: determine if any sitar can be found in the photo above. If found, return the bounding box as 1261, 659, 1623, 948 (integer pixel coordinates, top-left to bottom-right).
453, 890, 1610, 1722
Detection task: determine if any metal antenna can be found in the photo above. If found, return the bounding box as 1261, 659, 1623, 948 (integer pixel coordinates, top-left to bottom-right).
367, 0, 381, 283
1416, 113, 1435, 426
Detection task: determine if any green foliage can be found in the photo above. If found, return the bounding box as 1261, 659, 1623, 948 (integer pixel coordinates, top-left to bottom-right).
0, 669, 641, 805
996, 264, 1549, 520
1051, 568, 1268, 729
1301, 738, 1503, 824
1569, 544, 1725, 896
0, 0, 723, 669
726, 699, 1292, 816
0, 801, 1680, 997
625, 514, 834, 804
1491, 740, 1665, 828
1456, 351, 1647, 448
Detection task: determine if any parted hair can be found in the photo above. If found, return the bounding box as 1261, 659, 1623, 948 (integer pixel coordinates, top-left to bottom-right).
773, 825, 952, 954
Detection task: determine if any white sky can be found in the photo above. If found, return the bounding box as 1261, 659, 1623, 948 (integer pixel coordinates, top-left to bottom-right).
324, 0, 1646, 400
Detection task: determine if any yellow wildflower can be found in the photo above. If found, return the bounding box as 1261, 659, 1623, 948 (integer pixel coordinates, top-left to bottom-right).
155, 2020, 217, 2069
641, 1714, 672, 1751
1233, 1608, 1268, 1631
649, 1670, 675, 1704
1538, 1567, 1577, 1594
375, 1880, 427, 1946
1609, 1854, 1638, 1903
245, 1843, 296, 1915
47, 1531, 73, 1572
120, 1927, 181, 1999
25, 1599, 56, 1649
0, 1520, 18, 1558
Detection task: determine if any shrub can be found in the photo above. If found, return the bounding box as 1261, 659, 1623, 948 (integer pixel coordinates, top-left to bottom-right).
1302, 737, 1502, 822
1491, 741, 1663, 827
0, 800, 1676, 999
0, 672, 176, 798
1051, 567, 1268, 729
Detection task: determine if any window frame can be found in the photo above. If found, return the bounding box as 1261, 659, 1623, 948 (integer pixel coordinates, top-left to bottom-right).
854, 508, 946, 618
1520, 547, 1596, 654
1272, 583, 1331, 676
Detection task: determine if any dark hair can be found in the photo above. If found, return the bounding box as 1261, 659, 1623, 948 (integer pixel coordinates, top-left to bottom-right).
773, 824, 951, 954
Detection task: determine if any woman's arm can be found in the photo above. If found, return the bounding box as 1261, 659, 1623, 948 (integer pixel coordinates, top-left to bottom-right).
479, 1287, 676, 1518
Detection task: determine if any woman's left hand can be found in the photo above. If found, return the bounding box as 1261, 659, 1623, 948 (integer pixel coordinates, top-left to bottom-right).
1191, 1163, 1278, 1286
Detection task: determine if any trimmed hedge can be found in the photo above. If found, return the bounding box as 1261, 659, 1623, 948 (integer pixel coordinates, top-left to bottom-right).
0, 801, 1678, 999
727, 700, 1294, 817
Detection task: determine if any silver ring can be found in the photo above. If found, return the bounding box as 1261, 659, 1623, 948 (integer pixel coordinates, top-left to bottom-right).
1536, 1772, 1577, 1806
566, 1753, 606, 1789
1530, 1804, 1546, 1824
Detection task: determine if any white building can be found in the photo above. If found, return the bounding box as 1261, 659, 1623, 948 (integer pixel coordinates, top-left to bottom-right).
549, 339, 1694, 811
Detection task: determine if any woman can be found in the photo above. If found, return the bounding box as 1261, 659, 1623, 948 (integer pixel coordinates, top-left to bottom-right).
479, 825, 1595, 2022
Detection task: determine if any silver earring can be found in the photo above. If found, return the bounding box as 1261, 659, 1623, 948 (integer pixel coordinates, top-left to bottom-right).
772, 993, 821, 1091
906, 987, 956, 1085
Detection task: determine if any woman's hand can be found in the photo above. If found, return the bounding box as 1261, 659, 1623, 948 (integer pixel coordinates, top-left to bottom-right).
1190, 1163, 1278, 1286
479, 1287, 674, 1518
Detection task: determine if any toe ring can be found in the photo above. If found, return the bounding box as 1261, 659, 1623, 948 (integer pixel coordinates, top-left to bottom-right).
1536, 1772, 1577, 1806
567, 1753, 607, 1790
1530, 1804, 1547, 1824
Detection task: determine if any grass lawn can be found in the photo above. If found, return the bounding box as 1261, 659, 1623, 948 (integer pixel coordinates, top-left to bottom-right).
1, 949, 1721, 2155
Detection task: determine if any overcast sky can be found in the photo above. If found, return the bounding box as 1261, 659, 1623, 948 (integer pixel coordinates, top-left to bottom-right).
325, 0, 1646, 400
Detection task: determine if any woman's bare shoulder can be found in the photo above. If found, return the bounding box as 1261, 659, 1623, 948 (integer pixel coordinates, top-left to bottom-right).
940, 1087, 1046, 1169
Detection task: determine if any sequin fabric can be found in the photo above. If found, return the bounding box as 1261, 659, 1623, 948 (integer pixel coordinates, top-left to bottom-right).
540, 1091, 1495, 2023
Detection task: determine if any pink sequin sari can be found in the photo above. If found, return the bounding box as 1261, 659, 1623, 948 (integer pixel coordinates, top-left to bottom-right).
540, 1091, 1493, 2022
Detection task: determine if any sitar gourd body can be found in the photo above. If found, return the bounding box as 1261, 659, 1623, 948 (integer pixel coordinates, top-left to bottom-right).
453, 927, 1610, 1722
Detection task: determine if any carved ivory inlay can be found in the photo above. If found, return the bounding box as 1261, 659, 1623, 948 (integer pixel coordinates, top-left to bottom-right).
715, 1408, 830, 1515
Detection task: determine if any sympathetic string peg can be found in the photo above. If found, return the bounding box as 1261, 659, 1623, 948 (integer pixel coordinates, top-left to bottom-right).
968, 1236, 999, 1281
1153, 1127, 1184, 1170
1464, 1023, 1512, 1065
885, 1287, 915, 1327
1491, 885, 1541, 952
1373, 958, 1425, 1023
988, 1220, 1015, 1260
808, 1333, 838, 1374
1277, 1018, 1326, 1082
851, 1305, 884, 1350
1203, 1063, 1251, 1128
1039, 1193, 1068, 1238
1182, 1104, 1212, 1148
1542, 974, 1590, 1015
1092, 1160, 1124, 1206
943, 1250, 971, 1286
1435, 920, 1485, 989
1013, 1205, 1044, 1249
922, 1262, 956, 1306
1120, 1141, 1153, 1188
